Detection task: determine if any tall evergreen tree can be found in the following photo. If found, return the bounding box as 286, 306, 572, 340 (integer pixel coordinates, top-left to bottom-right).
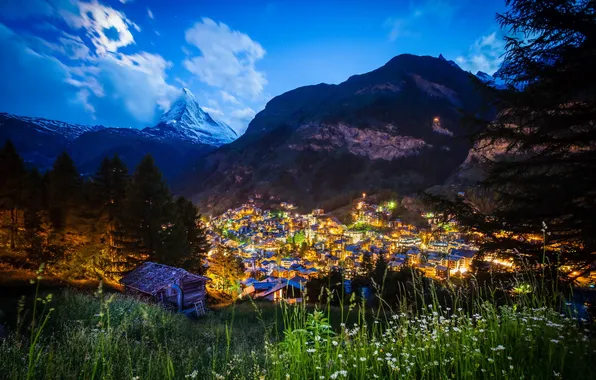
482, 0, 596, 263
426, 0, 596, 266
22, 168, 45, 261
0, 141, 26, 250
92, 155, 131, 277
175, 196, 210, 274
48, 152, 81, 230
122, 155, 182, 266
372, 253, 388, 287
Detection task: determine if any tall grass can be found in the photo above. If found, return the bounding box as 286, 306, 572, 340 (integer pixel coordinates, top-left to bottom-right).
0, 269, 594, 379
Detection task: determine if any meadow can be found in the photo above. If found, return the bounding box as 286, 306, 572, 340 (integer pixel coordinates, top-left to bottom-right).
0, 270, 595, 380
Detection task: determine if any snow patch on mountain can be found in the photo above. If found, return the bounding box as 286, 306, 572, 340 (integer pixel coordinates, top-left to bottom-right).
0, 112, 104, 141
475, 71, 507, 90
144, 88, 238, 146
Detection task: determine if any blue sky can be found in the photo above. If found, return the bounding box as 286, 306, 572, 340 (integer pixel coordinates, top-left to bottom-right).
0, 0, 507, 133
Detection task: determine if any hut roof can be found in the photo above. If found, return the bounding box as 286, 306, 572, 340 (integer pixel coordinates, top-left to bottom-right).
120, 262, 210, 296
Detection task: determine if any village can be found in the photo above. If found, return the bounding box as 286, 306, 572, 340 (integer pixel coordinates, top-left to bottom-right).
203, 195, 518, 303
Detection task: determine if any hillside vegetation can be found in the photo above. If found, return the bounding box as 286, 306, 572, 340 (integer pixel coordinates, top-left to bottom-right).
1, 273, 595, 380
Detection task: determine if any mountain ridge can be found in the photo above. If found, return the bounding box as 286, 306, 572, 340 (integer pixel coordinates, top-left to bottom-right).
0, 88, 235, 180
180, 53, 496, 214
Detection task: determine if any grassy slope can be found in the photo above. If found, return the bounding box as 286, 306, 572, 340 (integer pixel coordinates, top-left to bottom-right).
0, 276, 595, 379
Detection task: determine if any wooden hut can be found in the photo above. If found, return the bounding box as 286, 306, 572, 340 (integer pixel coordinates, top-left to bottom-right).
120, 262, 210, 314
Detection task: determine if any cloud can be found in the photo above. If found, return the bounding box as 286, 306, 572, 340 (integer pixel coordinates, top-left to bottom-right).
0, 0, 179, 129
147, 8, 154, 20
183, 18, 267, 99
95, 52, 179, 123
0, 23, 91, 124
385, 0, 458, 41
220, 90, 240, 105
231, 107, 256, 121
201, 106, 224, 118
455, 32, 505, 74
60, 0, 138, 54
384, 18, 413, 42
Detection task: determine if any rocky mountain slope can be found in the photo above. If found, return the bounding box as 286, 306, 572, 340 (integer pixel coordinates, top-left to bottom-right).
181, 54, 495, 213
0, 89, 234, 180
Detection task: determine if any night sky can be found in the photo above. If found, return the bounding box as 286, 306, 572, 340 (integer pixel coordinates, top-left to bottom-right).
0, 0, 506, 133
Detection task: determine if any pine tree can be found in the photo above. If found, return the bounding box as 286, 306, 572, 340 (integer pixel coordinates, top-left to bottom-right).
479, 0, 596, 264
175, 196, 210, 274
122, 155, 180, 266
0, 141, 26, 250
22, 168, 45, 261
92, 155, 131, 277
425, 0, 596, 266
48, 152, 81, 230
372, 253, 388, 287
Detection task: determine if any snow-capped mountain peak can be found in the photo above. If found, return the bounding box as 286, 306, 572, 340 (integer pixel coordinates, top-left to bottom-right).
145, 88, 238, 147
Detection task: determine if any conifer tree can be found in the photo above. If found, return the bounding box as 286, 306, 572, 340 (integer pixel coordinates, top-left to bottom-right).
22, 168, 45, 261
481, 0, 596, 263
48, 152, 81, 230
122, 155, 180, 266
175, 196, 210, 274
0, 141, 26, 250
92, 155, 130, 277
372, 253, 388, 287
425, 0, 596, 266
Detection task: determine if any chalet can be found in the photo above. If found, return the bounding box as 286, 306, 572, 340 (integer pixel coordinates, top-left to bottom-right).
120, 262, 210, 314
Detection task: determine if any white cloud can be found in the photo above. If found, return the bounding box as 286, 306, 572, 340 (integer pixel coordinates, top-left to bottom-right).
231, 107, 256, 121
97, 52, 179, 121
60, 0, 138, 54
456, 32, 505, 74
385, 0, 458, 41
59, 32, 91, 60
175, 77, 189, 88
384, 18, 413, 42
220, 90, 240, 105
183, 18, 267, 99
147, 8, 154, 20
201, 106, 224, 118
72, 88, 95, 114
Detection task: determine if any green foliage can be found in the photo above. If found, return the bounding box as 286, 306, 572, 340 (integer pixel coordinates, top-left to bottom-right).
0, 144, 209, 280
47, 152, 81, 230
207, 247, 244, 296
2, 270, 595, 379
425, 0, 596, 265
0, 141, 26, 251
175, 197, 210, 274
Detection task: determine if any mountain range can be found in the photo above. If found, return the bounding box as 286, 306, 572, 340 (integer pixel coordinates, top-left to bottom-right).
1, 53, 497, 213
0, 88, 234, 181
181, 54, 496, 213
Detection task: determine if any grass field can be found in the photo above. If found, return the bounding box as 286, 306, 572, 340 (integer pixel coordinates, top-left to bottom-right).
0, 272, 595, 379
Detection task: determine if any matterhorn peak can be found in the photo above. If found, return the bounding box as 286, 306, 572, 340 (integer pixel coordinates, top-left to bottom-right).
143, 88, 238, 147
